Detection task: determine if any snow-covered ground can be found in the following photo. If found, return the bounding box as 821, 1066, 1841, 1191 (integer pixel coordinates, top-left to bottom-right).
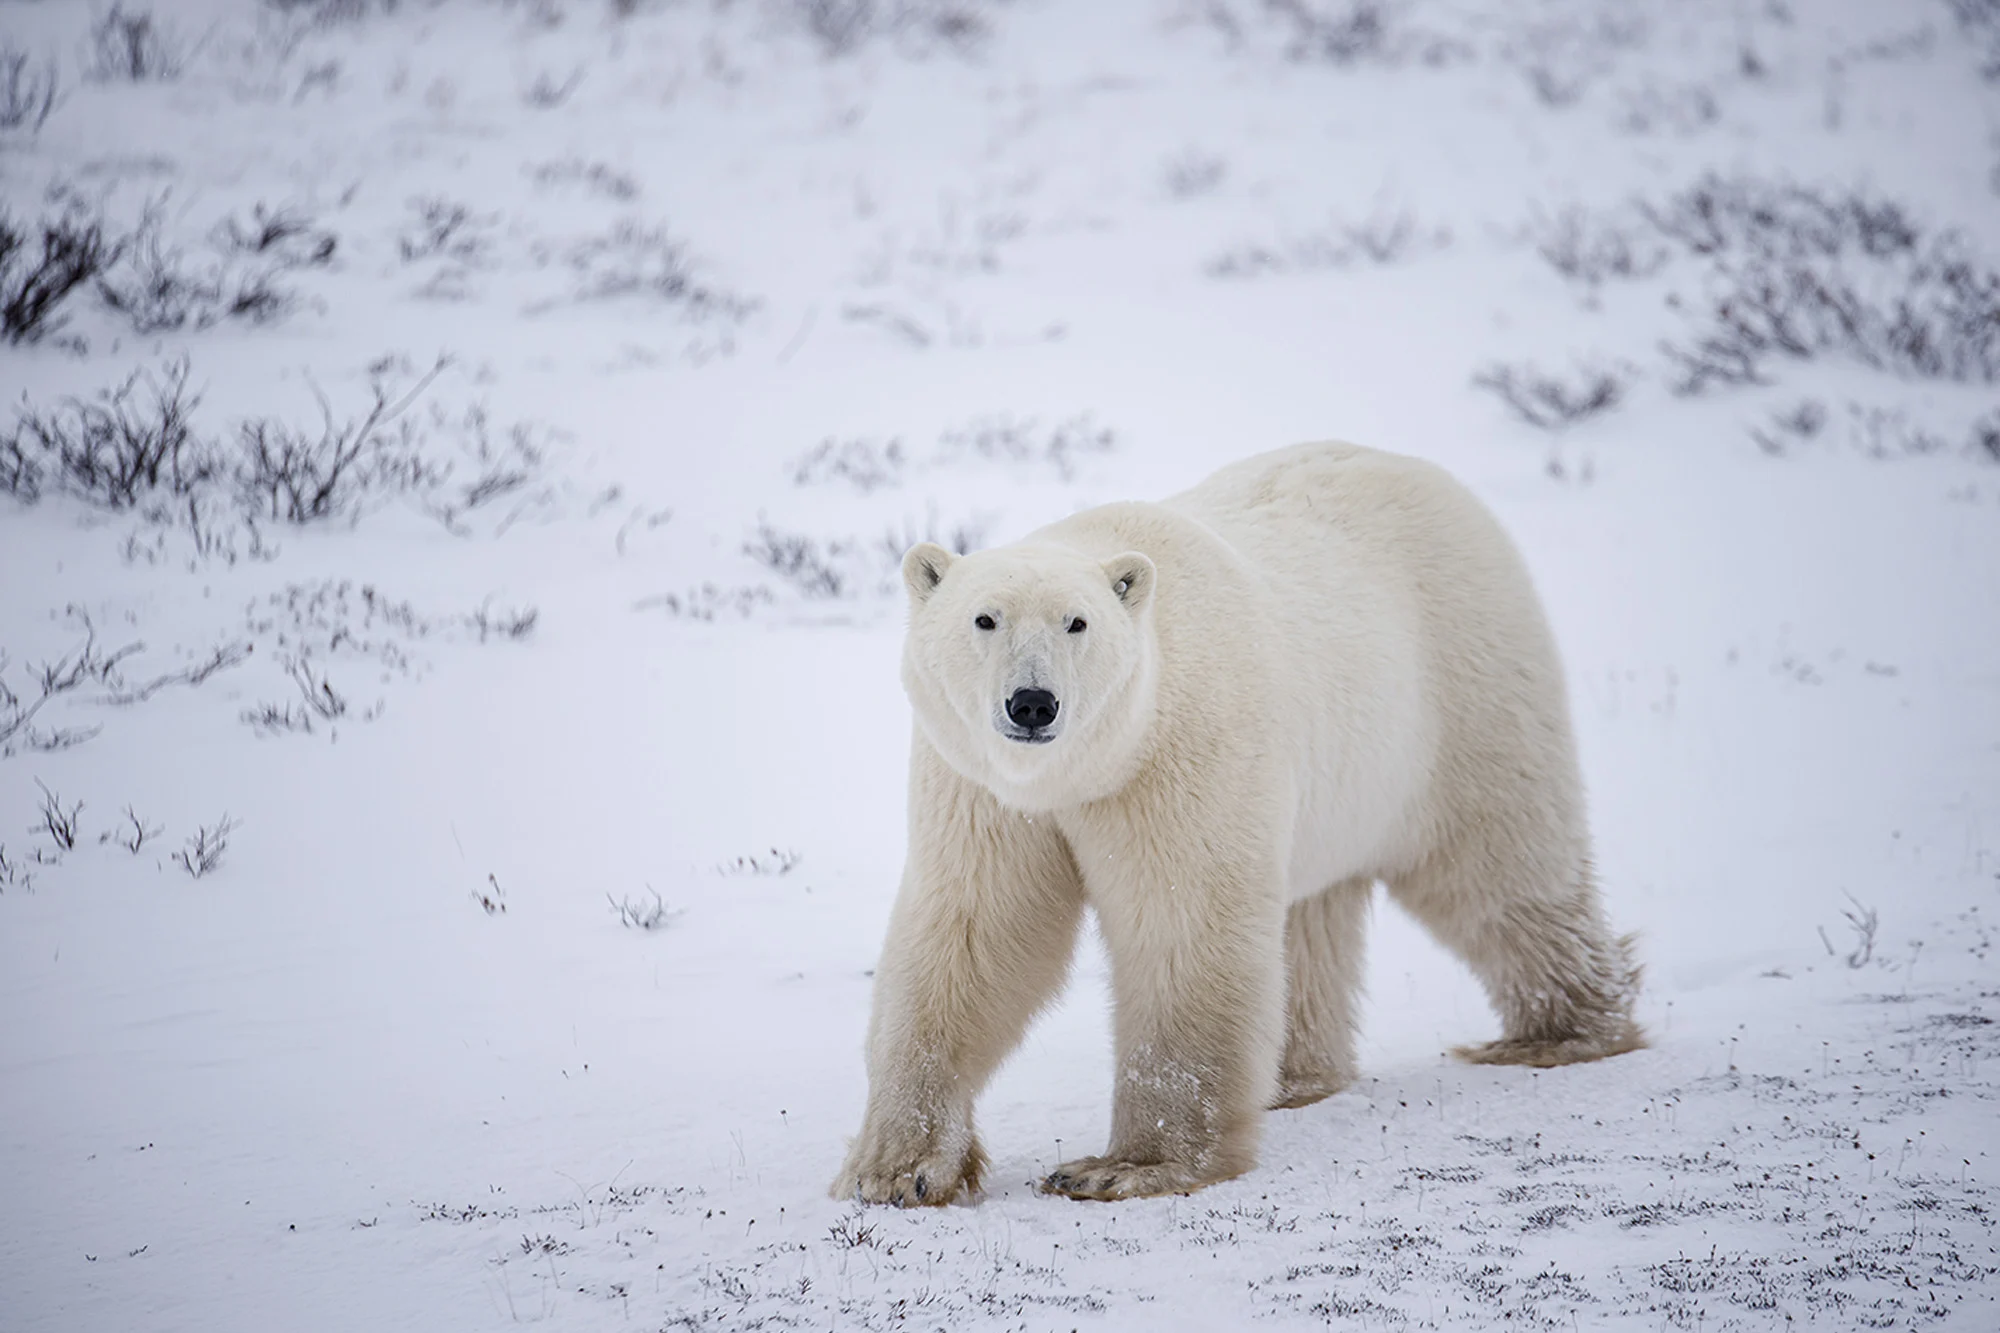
3, 0, 1998, 1327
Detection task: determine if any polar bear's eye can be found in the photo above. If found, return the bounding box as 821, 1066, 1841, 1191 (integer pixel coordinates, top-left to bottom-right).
1067, 618, 1087, 633
974, 614, 996, 631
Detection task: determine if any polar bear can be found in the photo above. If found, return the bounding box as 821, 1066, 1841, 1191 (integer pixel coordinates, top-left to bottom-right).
831, 441, 1641, 1206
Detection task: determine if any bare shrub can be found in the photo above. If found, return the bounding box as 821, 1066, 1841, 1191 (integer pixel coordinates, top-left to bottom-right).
1947, 0, 2000, 80
526, 158, 639, 201
1841, 893, 1878, 968
875, 510, 986, 574
1617, 81, 1719, 136
609, 887, 679, 931
87, 6, 187, 83
399, 197, 496, 265
405, 404, 552, 532
0, 620, 141, 756
264, 0, 386, 21
937, 412, 1116, 480
1663, 237, 2000, 394
174, 816, 237, 879
1641, 174, 1920, 263
743, 521, 852, 598
633, 584, 774, 620
467, 602, 538, 642
1845, 405, 1950, 460
1748, 399, 1828, 456
0, 843, 36, 892
718, 847, 802, 876
99, 221, 301, 335
0, 45, 60, 133
1207, 204, 1448, 278
1267, 0, 1390, 64
242, 699, 314, 735
790, 437, 906, 492
243, 655, 348, 734
1971, 408, 2000, 463
471, 873, 506, 916
2, 358, 214, 509
103, 641, 252, 705
1, 431, 33, 500
1473, 362, 1626, 429
523, 68, 582, 108
787, 0, 998, 58
555, 220, 753, 320
1533, 206, 1666, 286
288, 658, 347, 721
102, 806, 163, 854
235, 356, 448, 523
34, 780, 82, 852
0, 208, 126, 345
212, 204, 337, 269
1162, 149, 1227, 200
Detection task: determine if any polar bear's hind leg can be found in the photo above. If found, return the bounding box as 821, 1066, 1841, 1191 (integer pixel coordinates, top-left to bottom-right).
1271, 878, 1371, 1109
1391, 842, 1643, 1069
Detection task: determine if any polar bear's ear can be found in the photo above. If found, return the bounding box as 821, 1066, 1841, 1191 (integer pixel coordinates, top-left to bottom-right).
1104, 552, 1155, 613
903, 542, 957, 604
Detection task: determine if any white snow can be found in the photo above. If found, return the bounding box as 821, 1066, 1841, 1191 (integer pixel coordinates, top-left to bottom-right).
2, 0, 1997, 1328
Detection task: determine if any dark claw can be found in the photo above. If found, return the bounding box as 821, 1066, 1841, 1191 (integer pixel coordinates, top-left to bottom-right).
913, 1174, 927, 1201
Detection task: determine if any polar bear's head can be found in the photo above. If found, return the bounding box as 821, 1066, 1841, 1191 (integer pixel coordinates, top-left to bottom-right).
899, 540, 1158, 811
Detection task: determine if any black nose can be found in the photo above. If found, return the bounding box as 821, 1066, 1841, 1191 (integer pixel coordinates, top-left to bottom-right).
1006, 687, 1059, 731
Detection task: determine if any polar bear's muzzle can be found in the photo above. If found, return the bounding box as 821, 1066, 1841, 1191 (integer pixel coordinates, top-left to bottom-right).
998, 687, 1061, 744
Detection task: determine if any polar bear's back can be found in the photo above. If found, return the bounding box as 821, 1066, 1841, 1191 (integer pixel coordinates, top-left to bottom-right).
1166, 441, 1583, 891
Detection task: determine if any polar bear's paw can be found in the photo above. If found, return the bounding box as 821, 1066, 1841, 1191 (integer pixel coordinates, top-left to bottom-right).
1269, 1068, 1352, 1109
1039, 1157, 1216, 1201
831, 1136, 987, 1208
1453, 1023, 1645, 1069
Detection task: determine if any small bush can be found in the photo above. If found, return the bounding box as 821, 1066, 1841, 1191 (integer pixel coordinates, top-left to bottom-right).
99, 224, 300, 335
1640, 174, 1920, 264
523, 68, 582, 109
1663, 237, 2000, 394
788, 0, 998, 58
467, 601, 538, 642
1947, 0, 2000, 81
2, 358, 213, 508
174, 816, 238, 879
0, 209, 125, 345
557, 220, 753, 320
1971, 408, 2000, 463
876, 511, 984, 573
0, 45, 59, 133
1207, 205, 1448, 278
1533, 206, 1666, 286
236, 357, 448, 524
791, 437, 906, 492
937, 412, 1116, 480
399, 197, 496, 265
34, 780, 82, 852
1473, 362, 1626, 429
0, 619, 141, 756
526, 159, 639, 201
264, 0, 386, 23
1268, 0, 1390, 64
1162, 149, 1227, 200
212, 204, 337, 269
609, 888, 678, 931
1747, 399, 1827, 456
743, 521, 852, 599
87, 6, 186, 83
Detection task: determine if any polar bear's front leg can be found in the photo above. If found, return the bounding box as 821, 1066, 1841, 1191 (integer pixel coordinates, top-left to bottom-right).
1042, 842, 1287, 1202
833, 746, 1086, 1207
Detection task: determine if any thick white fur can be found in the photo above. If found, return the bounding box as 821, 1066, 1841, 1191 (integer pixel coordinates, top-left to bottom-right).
832, 442, 1642, 1207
